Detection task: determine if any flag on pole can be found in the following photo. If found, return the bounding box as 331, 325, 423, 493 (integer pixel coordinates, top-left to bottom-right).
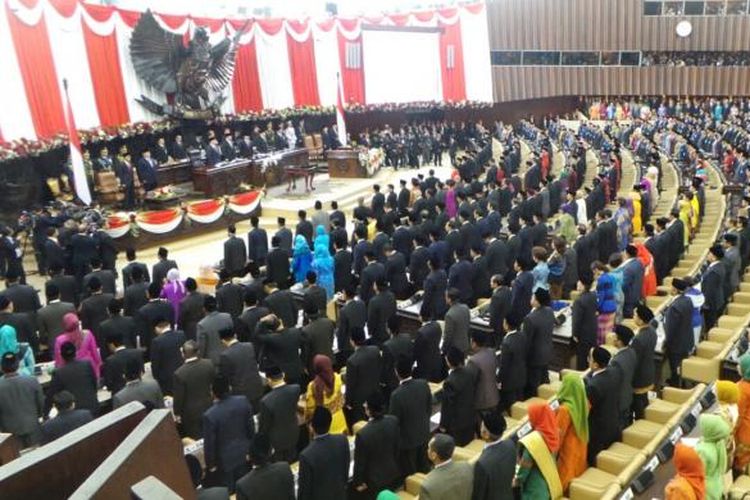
63, 80, 92, 205
336, 73, 347, 147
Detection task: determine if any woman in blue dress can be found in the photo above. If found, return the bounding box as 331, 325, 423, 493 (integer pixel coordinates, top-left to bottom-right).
291, 235, 313, 284
312, 244, 335, 298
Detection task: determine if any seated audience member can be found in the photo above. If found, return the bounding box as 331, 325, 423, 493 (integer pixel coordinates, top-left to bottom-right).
419, 433, 474, 500
46, 341, 98, 417
203, 375, 254, 493
665, 443, 706, 500
585, 346, 621, 465
41, 390, 93, 445
555, 374, 589, 493
515, 403, 563, 499
472, 412, 515, 500
304, 354, 347, 434
439, 346, 477, 447
258, 365, 301, 463
298, 407, 350, 500
235, 434, 295, 500
112, 358, 164, 409
173, 340, 215, 439
0, 352, 44, 448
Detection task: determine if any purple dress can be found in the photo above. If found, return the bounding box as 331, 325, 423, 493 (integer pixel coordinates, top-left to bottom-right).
160, 281, 186, 326
445, 189, 457, 218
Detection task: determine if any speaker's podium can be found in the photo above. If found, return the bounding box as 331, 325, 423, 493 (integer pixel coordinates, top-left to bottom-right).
327, 148, 368, 178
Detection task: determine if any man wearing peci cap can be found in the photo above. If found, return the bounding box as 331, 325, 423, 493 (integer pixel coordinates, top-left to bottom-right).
611, 325, 637, 428
585, 346, 621, 465
257, 365, 301, 463
522, 288, 555, 398
701, 245, 726, 331
631, 304, 657, 419
235, 434, 295, 500
663, 278, 695, 387
298, 407, 350, 500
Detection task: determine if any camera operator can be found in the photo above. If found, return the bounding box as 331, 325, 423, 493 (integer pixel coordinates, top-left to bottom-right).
0, 226, 26, 284
30, 207, 66, 276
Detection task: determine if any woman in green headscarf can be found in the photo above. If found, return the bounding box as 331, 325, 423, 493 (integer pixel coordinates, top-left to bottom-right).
735, 352, 750, 473
696, 413, 730, 500
0, 324, 35, 377
555, 373, 589, 492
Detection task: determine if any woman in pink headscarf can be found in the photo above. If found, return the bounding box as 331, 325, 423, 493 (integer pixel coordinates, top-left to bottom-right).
54, 312, 102, 379
160, 268, 186, 326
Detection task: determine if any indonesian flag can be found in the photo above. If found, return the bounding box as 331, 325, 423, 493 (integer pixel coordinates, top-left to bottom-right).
336, 72, 347, 147
63, 82, 92, 205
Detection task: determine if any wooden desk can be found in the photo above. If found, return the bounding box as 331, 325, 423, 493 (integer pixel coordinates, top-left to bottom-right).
156, 160, 191, 187
327, 149, 367, 178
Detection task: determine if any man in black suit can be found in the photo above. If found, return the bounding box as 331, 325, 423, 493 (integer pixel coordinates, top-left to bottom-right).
384, 245, 410, 300
236, 434, 295, 500
224, 224, 247, 277
302, 272, 327, 316
123, 265, 149, 317
572, 276, 598, 370
631, 305, 657, 419
78, 277, 113, 353
135, 282, 174, 354
169, 134, 187, 160
498, 304, 527, 414
389, 358, 432, 476
101, 300, 138, 349
173, 340, 214, 439
585, 347, 622, 465
274, 217, 293, 253
70, 226, 97, 283
367, 279, 397, 346
2, 271, 40, 317
333, 240, 353, 294
523, 288, 555, 398
329, 200, 346, 229
352, 226, 373, 278
220, 133, 237, 161
298, 407, 350, 500
359, 252, 385, 304
152, 247, 178, 287
41, 391, 93, 445
121, 247, 150, 289
266, 237, 291, 290
218, 328, 264, 410
484, 274, 511, 343
150, 317, 185, 395
448, 250, 474, 306
296, 210, 314, 246
247, 216, 269, 266
203, 375, 254, 492
257, 366, 301, 463
612, 325, 638, 428
370, 184, 386, 218
443, 288, 470, 355
352, 392, 401, 499
420, 258, 447, 321
206, 138, 222, 166
397, 179, 411, 213
472, 412, 516, 500
663, 278, 694, 387
439, 347, 477, 446
37, 283, 75, 348
102, 331, 144, 394
47, 265, 78, 306
345, 328, 381, 428
702, 245, 726, 330
136, 148, 158, 191
262, 281, 297, 329
45, 342, 99, 417
413, 316, 443, 382
216, 269, 245, 318
43, 228, 66, 273
179, 278, 205, 341
380, 324, 414, 397
81, 258, 117, 298
335, 286, 365, 367
301, 306, 335, 373
257, 314, 304, 385
508, 259, 533, 325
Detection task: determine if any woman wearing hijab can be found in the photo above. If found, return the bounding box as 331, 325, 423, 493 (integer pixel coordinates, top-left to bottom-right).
291, 234, 313, 285
696, 413, 731, 499
716, 380, 740, 490
614, 197, 632, 251
53, 312, 102, 379
592, 261, 617, 346
735, 353, 750, 473
0, 325, 35, 376
313, 225, 330, 254
311, 245, 335, 299
555, 374, 589, 492
630, 185, 643, 236
303, 354, 346, 434
665, 442, 706, 500
635, 242, 657, 297
514, 402, 563, 499
160, 268, 186, 326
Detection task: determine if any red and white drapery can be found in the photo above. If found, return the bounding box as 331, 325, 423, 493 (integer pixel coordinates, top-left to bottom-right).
0, 0, 491, 142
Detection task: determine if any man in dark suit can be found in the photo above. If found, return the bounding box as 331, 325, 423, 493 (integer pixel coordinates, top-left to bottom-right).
203, 375, 254, 492
0, 352, 44, 447
70, 226, 97, 283
329, 200, 346, 229
257, 316, 304, 385
359, 252, 385, 304
631, 305, 657, 419
612, 325, 638, 428
235, 434, 295, 500
420, 258, 447, 321
247, 216, 269, 266
179, 278, 206, 341
1, 271, 40, 316
152, 247, 178, 286
78, 277, 113, 352
47, 265, 78, 306
345, 328, 381, 428
258, 366, 301, 462
336, 286, 366, 366
384, 245, 410, 300
45, 342, 99, 417
224, 224, 247, 277
121, 247, 150, 290
220, 134, 237, 161
41, 391, 93, 445
296, 210, 314, 246
123, 265, 149, 317
352, 392, 401, 498
469, 330, 499, 415
620, 245, 644, 318
521, 288, 555, 399
389, 358, 432, 476
664, 278, 695, 387
274, 217, 293, 253
448, 250, 474, 305
333, 240, 353, 293
37, 283, 75, 348
136, 148, 158, 191
443, 288, 470, 354
572, 277, 599, 370
216, 269, 245, 318
150, 317, 185, 395
397, 179, 411, 213
266, 238, 291, 290
135, 282, 174, 354
237, 288, 269, 347
367, 279, 397, 346
508, 259, 534, 325
301, 272, 327, 316
301, 306, 335, 373
218, 328, 264, 410
81, 258, 117, 298
351, 227, 372, 278
206, 138, 222, 166
483, 274, 511, 343
413, 316, 443, 382
585, 347, 622, 465
472, 412, 516, 500
298, 407, 350, 500
173, 340, 215, 439
380, 325, 414, 396
102, 332, 144, 394
370, 184, 386, 218
43, 228, 66, 273
439, 347, 477, 446
0, 296, 37, 354
499, 310, 527, 415
702, 245, 726, 330
262, 281, 297, 329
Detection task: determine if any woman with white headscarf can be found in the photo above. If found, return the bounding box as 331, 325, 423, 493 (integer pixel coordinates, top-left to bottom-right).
160, 268, 186, 326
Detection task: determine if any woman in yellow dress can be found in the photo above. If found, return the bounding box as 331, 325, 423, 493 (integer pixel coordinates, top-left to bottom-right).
629, 185, 643, 236
304, 355, 347, 434
678, 193, 693, 244
688, 191, 700, 231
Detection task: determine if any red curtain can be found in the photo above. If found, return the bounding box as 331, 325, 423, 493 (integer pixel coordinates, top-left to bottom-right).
232, 41, 264, 112
286, 22, 320, 106
336, 20, 365, 105
439, 18, 467, 102
82, 22, 130, 127
6, 4, 66, 138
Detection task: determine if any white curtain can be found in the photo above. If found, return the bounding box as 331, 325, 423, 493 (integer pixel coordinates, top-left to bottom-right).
46, 5, 101, 129
255, 25, 295, 110
312, 24, 341, 107
0, 3, 36, 140
362, 28, 442, 104
460, 6, 493, 102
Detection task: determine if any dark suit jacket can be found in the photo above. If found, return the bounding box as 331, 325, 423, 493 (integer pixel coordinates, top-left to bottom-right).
135, 299, 174, 353
353, 414, 400, 491
359, 262, 385, 304
702, 262, 726, 315
631, 326, 657, 389
44, 239, 66, 271
472, 439, 516, 500
247, 228, 269, 265
100, 315, 137, 348
367, 290, 397, 345
124, 281, 149, 317
258, 384, 301, 455
440, 365, 477, 438
275, 227, 293, 253
302, 285, 327, 316
102, 347, 144, 394
152, 259, 178, 287
522, 306, 555, 368
179, 292, 206, 340
385, 252, 410, 299
82, 269, 116, 297
48, 274, 78, 306
572, 291, 598, 348
333, 250, 353, 293
266, 248, 291, 289
122, 261, 150, 289
664, 294, 695, 356
37, 301, 75, 346
345, 345, 381, 406
150, 329, 186, 394
79, 292, 114, 344
299, 434, 350, 500
1, 283, 40, 314
611, 346, 637, 416
257, 328, 303, 385
336, 299, 366, 355
389, 378, 432, 449
218, 341, 264, 404
236, 462, 295, 500
509, 271, 533, 325
409, 246, 430, 289
621, 258, 644, 315
216, 282, 245, 318
586, 368, 622, 463
262, 289, 297, 329
0, 311, 37, 353
224, 236, 247, 276
381, 333, 414, 389
41, 409, 93, 444
444, 303, 470, 354
173, 358, 215, 439
499, 330, 526, 392
413, 321, 443, 382
448, 259, 474, 305
203, 395, 254, 475
302, 317, 335, 371
420, 269, 448, 321
470, 347, 499, 410
46, 359, 98, 416
488, 286, 511, 338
